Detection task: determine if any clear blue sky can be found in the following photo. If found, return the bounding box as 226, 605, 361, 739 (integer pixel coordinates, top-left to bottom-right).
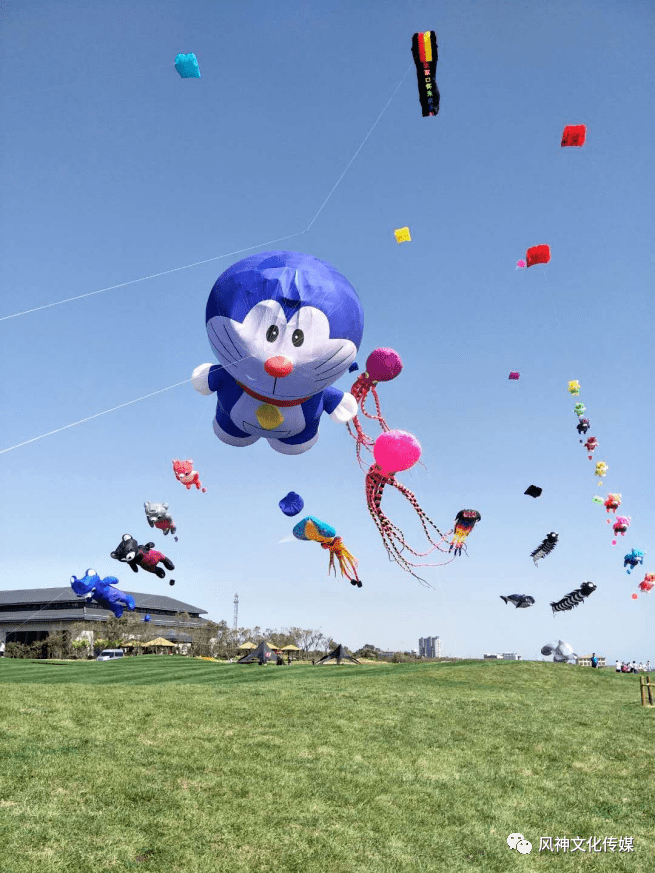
1, 0, 653, 662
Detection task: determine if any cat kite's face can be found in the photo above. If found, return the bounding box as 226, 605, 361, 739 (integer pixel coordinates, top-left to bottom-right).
206, 251, 364, 402
111, 534, 139, 563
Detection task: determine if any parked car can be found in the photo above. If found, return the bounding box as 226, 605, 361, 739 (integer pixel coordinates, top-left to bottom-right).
97, 648, 124, 661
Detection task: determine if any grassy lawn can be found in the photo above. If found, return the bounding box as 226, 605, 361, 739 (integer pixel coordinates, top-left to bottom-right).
0, 658, 653, 873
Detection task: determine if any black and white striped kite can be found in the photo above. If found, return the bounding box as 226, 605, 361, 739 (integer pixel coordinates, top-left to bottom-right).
531, 532, 559, 566
550, 581, 597, 614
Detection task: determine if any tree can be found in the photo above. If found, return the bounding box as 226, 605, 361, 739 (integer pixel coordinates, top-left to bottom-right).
355, 644, 381, 660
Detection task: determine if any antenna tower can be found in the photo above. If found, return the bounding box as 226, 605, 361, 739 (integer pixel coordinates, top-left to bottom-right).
233, 593, 239, 631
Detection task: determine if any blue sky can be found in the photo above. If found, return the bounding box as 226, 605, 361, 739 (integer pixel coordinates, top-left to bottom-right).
1, 0, 653, 662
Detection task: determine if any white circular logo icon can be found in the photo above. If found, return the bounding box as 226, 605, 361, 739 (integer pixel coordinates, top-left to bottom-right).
507, 833, 524, 850
516, 839, 532, 855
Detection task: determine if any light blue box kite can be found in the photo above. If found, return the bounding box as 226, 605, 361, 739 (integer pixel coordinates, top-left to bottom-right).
175, 53, 201, 78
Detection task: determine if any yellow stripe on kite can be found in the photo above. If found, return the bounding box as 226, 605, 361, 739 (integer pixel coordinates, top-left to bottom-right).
422, 31, 433, 62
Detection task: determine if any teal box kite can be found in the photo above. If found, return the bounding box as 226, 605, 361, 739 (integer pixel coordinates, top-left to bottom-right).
175, 53, 200, 78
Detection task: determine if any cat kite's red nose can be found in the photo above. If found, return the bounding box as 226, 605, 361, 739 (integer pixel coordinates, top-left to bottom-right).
264, 356, 293, 378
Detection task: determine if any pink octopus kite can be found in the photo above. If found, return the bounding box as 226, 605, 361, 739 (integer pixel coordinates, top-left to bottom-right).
365, 430, 451, 585
347, 348, 403, 468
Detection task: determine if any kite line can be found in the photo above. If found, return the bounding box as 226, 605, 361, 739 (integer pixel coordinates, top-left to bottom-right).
1, 67, 410, 323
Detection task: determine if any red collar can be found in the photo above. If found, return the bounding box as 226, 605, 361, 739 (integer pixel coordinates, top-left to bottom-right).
236, 382, 310, 408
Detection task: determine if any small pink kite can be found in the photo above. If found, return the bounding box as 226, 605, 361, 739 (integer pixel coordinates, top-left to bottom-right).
508, 372, 520, 380
365, 430, 451, 584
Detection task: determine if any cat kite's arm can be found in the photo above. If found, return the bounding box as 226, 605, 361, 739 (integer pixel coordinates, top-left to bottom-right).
191, 363, 225, 395
323, 386, 358, 424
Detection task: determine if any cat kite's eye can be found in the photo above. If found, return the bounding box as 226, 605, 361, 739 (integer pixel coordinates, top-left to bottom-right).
266, 325, 279, 343
125, 551, 136, 562
291, 329, 304, 347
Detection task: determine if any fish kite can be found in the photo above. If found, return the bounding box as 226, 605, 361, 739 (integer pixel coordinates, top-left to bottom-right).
550, 581, 596, 614
500, 594, 535, 609
531, 532, 559, 566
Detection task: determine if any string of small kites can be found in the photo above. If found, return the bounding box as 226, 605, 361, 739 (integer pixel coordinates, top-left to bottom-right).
568, 380, 652, 600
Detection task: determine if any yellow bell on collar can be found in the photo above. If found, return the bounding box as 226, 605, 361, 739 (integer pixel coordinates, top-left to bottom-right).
256, 403, 284, 430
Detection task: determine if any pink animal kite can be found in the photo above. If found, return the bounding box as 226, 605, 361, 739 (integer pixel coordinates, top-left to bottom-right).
172, 459, 207, 492
611, 515, 631, 545
365, 430, 451, 585
583, 436, 599, 459
604, 493, 621, 521
347, 348, 403, 469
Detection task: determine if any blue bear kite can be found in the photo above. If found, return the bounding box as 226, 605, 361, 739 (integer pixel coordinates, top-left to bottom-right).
70, 569, 136, 618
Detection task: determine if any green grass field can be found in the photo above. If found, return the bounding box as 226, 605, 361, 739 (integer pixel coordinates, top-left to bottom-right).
1, 657, 653, 873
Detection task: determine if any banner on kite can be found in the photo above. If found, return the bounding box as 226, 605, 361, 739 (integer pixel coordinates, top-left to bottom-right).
411, 31, 440, 117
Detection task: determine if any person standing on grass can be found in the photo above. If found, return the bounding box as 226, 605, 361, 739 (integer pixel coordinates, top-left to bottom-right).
591, 653, 598, 669
647, 660, 651, 672
616, 659, 621, 672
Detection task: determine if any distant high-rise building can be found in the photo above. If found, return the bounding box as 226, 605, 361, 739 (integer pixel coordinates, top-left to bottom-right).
419, 636, 443, 658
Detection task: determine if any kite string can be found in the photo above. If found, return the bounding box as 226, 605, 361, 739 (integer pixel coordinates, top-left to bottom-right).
0, 378, 192, 455
1, 66, 410, 324
305, 65, 412, 232
0, 346, 272, 457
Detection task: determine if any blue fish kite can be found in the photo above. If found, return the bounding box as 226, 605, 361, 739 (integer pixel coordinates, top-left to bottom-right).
500, 594, 535, 608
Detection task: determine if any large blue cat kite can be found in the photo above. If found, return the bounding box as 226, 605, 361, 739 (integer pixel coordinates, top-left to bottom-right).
70, 569, 136, 619
192, 251, 364, 455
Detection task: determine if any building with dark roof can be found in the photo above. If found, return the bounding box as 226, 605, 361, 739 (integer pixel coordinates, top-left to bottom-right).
0, 587, 209, 647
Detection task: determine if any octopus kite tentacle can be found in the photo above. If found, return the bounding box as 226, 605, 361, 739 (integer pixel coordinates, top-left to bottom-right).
348, 349, 403, 470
